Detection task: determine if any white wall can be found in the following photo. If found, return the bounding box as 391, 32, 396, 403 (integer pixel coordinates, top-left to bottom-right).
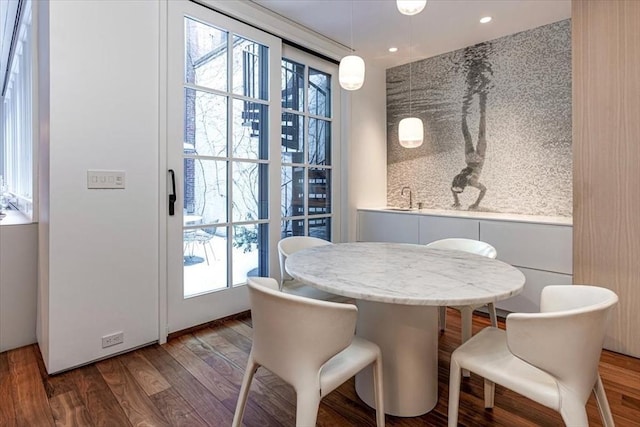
346, 65, 388, 242
40, 0, 160, 373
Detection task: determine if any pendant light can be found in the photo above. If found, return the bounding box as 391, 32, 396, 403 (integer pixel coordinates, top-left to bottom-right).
397, 0, 427, 16
399, 15, 424, 148
339, 55, 365, 90
339, 1, 365, 90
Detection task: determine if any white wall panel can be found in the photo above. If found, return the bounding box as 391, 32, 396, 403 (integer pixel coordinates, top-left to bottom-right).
41, 0, 160, 373
346, 66, 388, 242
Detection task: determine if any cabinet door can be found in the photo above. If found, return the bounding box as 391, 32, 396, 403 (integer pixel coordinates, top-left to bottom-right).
418, 216, 479, 245
496, 267, 572, 313
0, 223, 38, 352
480, 220, 572, 274
357, 211, 420, 243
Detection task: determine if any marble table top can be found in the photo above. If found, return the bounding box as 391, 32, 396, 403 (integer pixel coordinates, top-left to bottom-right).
285, 242, 525, 306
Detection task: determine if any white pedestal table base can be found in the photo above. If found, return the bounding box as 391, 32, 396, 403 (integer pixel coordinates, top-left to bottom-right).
354, 300, 439, 417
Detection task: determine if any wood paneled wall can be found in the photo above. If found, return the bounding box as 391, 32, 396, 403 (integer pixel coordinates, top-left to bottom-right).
573, 0, 640, 357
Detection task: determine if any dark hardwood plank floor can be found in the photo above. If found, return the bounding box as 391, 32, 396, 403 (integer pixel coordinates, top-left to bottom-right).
1, 309, 639, 426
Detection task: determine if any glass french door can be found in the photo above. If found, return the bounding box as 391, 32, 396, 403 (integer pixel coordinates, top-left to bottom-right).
280, 47, 340, 241
167, 1, 281, 333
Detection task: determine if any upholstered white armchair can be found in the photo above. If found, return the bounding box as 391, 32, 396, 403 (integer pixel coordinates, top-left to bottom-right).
448, 285, 618, 427
233, 277, 385, 427
277, 236, 340, 300
425, 238, 498, 342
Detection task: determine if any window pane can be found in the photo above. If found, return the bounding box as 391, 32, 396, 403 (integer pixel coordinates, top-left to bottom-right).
308, 168, 331, 215
2, 4, 33, 215
281, 166, 305, 218
185, 159, 227, 223
184, 226, 227, 297
184, 88, 227, 157
233, 162, 267, 221
309, 217, 331, 241
281, 112, 304, 164
233, 36, 268, 100
309, 68, 331, 117
232, 223, 267, 285
281, 219, 305, 238
281, 59, 304, 111
308, 118, 331, 165
185, 18, 227, 92
232, 100, 267, 160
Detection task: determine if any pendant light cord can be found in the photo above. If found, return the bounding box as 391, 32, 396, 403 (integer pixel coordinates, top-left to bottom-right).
350, 1, 354, 53
409, 15, 413, 115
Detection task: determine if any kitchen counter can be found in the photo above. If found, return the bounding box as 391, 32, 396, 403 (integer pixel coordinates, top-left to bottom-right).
359, 207, 572, 226
357, 208, 574, 314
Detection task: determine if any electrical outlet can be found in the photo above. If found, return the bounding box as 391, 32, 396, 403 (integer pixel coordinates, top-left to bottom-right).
102, 332, 124, 348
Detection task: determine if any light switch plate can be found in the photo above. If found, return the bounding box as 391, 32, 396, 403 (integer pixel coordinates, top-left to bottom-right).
87, 170, 125, 189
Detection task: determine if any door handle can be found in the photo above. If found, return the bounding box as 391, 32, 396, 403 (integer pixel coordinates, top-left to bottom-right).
168, 169, 176, 216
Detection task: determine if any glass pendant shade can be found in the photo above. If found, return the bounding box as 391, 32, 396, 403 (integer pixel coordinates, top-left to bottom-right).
396, 0, 427, 16
339, 55, 365, 90
399, 117, 424, 148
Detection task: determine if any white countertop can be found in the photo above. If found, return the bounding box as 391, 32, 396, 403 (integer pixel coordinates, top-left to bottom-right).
359, 207, 572, 226
285, 242, 525, 306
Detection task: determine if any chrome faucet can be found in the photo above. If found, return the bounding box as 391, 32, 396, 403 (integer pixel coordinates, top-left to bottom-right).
401, 186, 413, 209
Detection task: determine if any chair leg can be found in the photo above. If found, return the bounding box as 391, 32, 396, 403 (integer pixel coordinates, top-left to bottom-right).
187, 240, 195, 258
232, 358, 259, 427
202, 242, 210, 265
372, 356, 385, 427
460, 306, 473, 344
439, 306, 447, 332
448, 357, 462, 427
559, 395, 589, 427
484, 379, 495, 408
208, 241, 216, 260
459, 306, 473, 377
295, 389, 322, 427
487, 303, 498, 327
593, 374, 615, 427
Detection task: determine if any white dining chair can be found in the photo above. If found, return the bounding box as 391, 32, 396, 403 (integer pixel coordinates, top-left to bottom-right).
425, 238, 498, 343
448, 285, 618, 427
233, 277, 385, 427
278, 236, 342, 301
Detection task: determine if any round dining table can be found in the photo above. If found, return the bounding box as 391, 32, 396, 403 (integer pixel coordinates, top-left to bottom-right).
285, 241, 525, 417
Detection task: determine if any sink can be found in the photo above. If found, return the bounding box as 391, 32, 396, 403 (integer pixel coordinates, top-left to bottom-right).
384, 207, 413, 211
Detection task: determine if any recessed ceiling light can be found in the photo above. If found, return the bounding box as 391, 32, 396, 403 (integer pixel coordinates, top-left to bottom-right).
480, 16, 492, 24
389, 47, 398, 53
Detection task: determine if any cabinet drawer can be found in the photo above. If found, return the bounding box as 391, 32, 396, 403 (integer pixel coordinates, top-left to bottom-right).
496, 267, 573, 313
480, 220, 572, 274
357, 211, 420, 243
418, 216, 479, 244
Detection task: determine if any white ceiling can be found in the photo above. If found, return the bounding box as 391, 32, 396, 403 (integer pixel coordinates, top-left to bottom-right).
252, 0, 571, 69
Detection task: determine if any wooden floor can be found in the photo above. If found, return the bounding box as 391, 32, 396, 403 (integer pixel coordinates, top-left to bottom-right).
1, 309, 640, 426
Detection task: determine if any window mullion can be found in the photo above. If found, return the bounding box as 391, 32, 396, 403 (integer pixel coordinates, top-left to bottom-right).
226, 31, 234, 288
